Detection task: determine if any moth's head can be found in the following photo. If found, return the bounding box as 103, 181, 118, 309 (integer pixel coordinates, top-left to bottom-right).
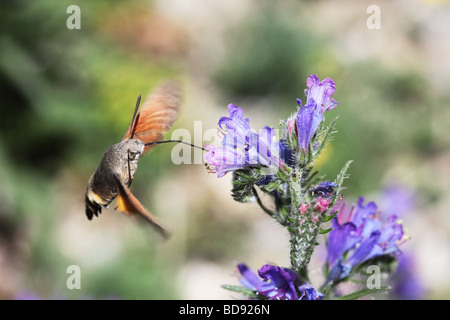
123, 138, 145, 160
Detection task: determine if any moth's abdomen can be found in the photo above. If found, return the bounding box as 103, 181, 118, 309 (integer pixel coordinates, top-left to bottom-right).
84, 171, 116, 220
85, 191, 103, 220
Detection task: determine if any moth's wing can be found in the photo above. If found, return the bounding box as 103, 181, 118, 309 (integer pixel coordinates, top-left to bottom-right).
114, 174, 170, 239
122, 81, 181, 154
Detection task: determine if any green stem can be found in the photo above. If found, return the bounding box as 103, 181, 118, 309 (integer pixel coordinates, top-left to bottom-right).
287, 179, 321, 278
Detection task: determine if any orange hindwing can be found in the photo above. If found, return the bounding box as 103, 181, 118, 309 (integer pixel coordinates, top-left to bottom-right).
114, 174, 170, 238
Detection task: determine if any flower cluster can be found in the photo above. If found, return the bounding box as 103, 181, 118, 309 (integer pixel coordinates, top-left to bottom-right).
236, 264, 323, 300
205, 75, 338, 176
204, 74, 409, 300
205, 103, 283, 178
326, 197, 407, 284
286, 75, 338, 155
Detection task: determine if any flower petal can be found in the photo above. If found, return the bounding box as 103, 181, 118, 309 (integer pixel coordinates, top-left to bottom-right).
346, 231, 381, 267
298, 283, 324, 300
257, 265, 298, 300
236, 264, 261, 291
305, 75, 338, 111
206, 104, 282, 177
296, 98, 321, 153
327, 218, 359, 267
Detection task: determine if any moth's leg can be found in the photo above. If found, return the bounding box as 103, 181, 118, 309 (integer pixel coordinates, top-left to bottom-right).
127, 149, 132, 185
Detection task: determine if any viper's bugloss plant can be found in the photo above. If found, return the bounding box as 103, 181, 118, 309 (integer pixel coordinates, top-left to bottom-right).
205, 75, 409, 300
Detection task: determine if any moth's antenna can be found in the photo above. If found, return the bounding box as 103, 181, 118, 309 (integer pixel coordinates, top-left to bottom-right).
145, 140, 206, 151
124, 95, 142, 183
124, 94, 141, 140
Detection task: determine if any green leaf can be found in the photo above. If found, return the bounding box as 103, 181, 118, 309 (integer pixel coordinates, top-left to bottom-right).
307, 139, 313, 163
334, 286, 391, 300
231, 169, 262, 203
312, 116, 338, 161
319, 226, 334, 234
335, 160, 353, 192
278, 165, 292, 182
221, 285, 264, 299
277, 205, 290, 223
259, 180, 280, 193
322, 209, 339, 222
299, 147, 306, 166
329, 160, 353, 208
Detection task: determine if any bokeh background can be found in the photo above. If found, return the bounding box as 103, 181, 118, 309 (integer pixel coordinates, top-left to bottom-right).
0, 0, 449, 299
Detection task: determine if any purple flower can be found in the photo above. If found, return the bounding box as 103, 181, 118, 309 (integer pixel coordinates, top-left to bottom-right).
296, 98, 322, 154
379, 184, 416, 219
298, 283, 324, 300
205, 104, 282, 177
326, 197, 407, 281
375, 184, 423, 299
390, 253, 426, 300
257, 265, 299, 300
292, 75, 338, 154
305, 74, 338, 112
236, 264, 323, 300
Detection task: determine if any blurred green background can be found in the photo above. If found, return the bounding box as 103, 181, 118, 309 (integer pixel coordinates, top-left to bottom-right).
1, 0, 449, 299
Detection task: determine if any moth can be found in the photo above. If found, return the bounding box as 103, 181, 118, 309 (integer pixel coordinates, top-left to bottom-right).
84, 81, 182, 239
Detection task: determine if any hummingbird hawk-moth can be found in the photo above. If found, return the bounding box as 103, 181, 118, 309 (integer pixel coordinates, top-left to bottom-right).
84, 81, 181, 239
